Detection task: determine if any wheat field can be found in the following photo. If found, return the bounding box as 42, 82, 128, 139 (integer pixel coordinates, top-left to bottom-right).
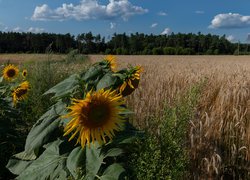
89, 55, 250, 178
0, 54, 249, 178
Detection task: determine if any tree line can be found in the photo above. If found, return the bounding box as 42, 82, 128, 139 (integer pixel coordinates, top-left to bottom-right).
0, 31, 249, 55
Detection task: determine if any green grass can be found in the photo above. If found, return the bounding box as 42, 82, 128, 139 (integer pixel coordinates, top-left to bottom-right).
20, 52, 89, 125
126, 83, 202, 180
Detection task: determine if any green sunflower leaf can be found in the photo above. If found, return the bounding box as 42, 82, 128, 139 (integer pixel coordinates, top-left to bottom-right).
96, 73, 117, 90
24, 101, 66, 156
66, 146, 86, 179
85, 143, 125, 180
85, 143, 103, 180
100, 163, 125, 180
103, 148, 123, 158
44, 73, 79, 99
83, 65, 104, 81
17, 139, 69, 180
6, 158, 33, 176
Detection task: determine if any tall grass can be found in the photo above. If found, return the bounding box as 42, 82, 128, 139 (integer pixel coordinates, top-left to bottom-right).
21, 52, 89, 125
127, 83, 202, 179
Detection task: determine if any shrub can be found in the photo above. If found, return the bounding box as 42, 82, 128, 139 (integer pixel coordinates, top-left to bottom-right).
163, 47, 176, 55
127, 83, 202, 179
152, 47, 163, 55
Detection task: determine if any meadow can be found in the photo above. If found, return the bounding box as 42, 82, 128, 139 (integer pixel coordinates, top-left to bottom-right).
0, 54, 250, 179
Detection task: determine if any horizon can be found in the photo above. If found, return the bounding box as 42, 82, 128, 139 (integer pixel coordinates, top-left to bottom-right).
0, 0, 250, 43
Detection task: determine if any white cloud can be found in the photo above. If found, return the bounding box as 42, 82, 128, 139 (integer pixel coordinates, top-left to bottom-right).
151, 23, 158, 28
0, 25, 45, 33
158, 11, 167, 16
161, 28, 171, 35
13, 27, 22, 32
3, 27, 9, 31
28, 27, 45, 33
195, 10, 204, 14
0, 22, 8, 31
110, 22, 116, 29
226, 35, 236, 42
31, 0, 148, 21
209, 13, 250, 29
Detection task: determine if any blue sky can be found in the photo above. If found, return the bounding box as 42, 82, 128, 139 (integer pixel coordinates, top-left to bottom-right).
0, 0, 250, 42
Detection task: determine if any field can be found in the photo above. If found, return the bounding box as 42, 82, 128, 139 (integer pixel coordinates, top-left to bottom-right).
0, 53, 65, 63
1, 54, 250, 179
91, 55, 250, 179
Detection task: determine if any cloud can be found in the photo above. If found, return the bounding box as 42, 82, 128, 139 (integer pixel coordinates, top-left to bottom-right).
151, 23, 158, 28
13, 27, 22, 32
0, 22, 8, 31
158, 11, 167, 16
161, 28, 171, 35
209, 13, 250, 29
226, 35, 236, 42
31, 0, 148, 21
195, 10, 204, 14
110, 22, 116, 29
247, 33, 250, 42
28, 27, 45, 33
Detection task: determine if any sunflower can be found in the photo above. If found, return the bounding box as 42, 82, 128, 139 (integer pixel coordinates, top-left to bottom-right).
3, 64, 19, 81
63, 89, 125, 148
12, 81, 30, 106
104, 55, 117, 71
119, 66, 142, 96
22, 69, 27, 78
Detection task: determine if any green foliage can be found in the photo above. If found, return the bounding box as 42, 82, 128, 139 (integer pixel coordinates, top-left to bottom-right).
163, 47, 176, 55
8, 139, 70, 180
0, 54, 88, 179
115, 48, 128, 55
0, 84, 26, 179
65, 49, 88, 63
142, 47, 152, 55
105, 48, 112, 55
21, 60, 63, 124
7, 57, 140, 179
0, 31, 242, 54
44, 74, 80, 100
127, 83, 202, 180
20, 53, 90, 126
152, 47, 164, 55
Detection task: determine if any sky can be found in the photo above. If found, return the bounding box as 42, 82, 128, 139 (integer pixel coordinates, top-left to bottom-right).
0, 0, 250, 42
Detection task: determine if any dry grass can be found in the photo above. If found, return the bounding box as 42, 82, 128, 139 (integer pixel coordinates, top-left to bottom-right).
0, 53, 66, 64
89, 55, 250, 179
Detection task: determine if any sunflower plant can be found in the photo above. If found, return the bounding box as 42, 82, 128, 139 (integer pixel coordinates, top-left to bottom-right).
7, 56, 142, 180
1, 64, 31, 107
0, 64, 31, 178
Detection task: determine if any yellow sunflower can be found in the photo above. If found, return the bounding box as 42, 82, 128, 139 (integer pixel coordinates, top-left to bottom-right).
63, 89, 125, 148
3, 64, 19, 81
104, 55, 117, 71
12, 81, 30, 106
119, 66, 142, 96
22, 69, 27, 78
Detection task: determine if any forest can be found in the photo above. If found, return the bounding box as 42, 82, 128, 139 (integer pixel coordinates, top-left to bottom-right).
0, 31, 249, 55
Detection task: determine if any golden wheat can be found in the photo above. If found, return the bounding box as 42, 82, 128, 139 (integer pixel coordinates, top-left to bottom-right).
90, 55, 250, 179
